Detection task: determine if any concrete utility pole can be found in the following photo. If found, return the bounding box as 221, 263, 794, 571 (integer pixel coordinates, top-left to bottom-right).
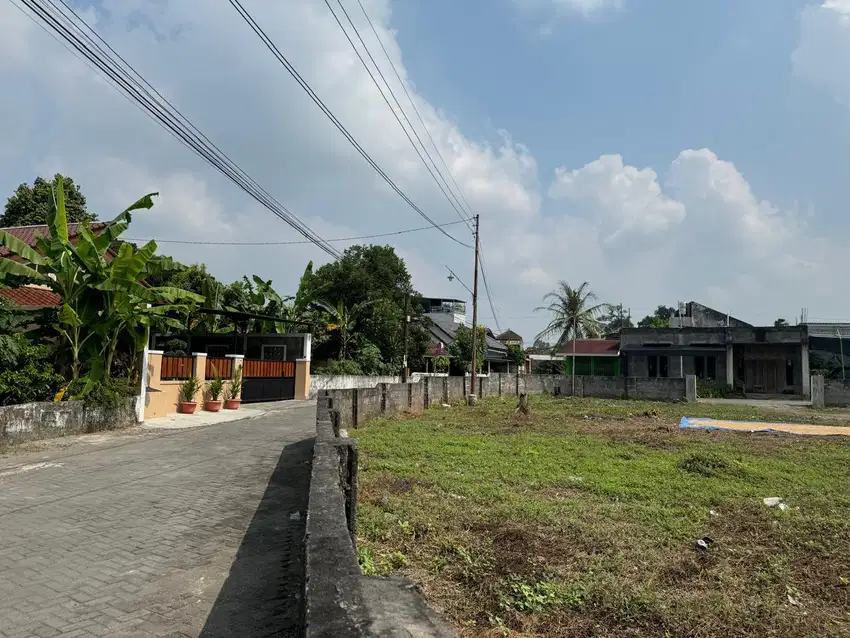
402, 292, 410, 383
469, 214, 480, 406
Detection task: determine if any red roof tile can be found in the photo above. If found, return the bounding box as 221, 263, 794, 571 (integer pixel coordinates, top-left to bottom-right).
0, 287, 60, 309
0, 222, 109, 258
556, 339, 620, 356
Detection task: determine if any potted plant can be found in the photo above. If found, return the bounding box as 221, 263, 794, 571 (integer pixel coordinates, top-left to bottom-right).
225, 364, 242, 410
206, 366, 224, 412
178, 376, 201, 414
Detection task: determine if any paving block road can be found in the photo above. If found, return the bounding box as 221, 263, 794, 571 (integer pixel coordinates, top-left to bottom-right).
0, 401, 315, 637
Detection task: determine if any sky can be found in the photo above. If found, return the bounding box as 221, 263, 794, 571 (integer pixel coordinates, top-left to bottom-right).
2, 0, 850, 341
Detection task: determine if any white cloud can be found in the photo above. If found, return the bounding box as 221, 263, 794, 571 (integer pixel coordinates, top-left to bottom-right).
549, 154, 685, 242
0, 0, 848, 341
512, 0, 624, 18
793, 0, 850, 106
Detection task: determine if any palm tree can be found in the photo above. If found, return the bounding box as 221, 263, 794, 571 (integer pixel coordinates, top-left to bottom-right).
534, 281, 608, 349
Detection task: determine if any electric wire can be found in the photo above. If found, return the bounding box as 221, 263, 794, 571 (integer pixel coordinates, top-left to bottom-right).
226, 0, 472, 249
325, 0, 472, 230
126, 219, 468, 246
13, 0, 341, 258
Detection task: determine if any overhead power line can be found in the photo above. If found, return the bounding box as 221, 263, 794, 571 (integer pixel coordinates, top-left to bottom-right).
340, 0, 506, 329
226, 0, 472, 249
352, 0, 474, 232
324, 0, 472, 230
126, 219, 468, 246
12, 0, 341, 259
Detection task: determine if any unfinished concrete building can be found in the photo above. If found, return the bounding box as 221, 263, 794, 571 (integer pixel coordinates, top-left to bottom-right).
620, 302, 810, 397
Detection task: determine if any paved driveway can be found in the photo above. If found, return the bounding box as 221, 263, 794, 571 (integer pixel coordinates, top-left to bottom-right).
0, 402, 315, 637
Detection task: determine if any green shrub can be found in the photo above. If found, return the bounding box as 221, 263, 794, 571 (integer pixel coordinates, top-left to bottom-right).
315, 359, 363, 375
226, 364, 242, 400
163, 338, 188, 357
207, 364, 224, 401
0, 335, 64, 405
696, 379, 741, 398
179, 376, 201, 403
83, 376, 136, 409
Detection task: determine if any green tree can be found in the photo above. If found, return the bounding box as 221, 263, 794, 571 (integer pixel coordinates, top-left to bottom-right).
600, 303, 633, 335
2, 175, 94, 227
315, 299, 372, 360
449, 324, 487, 373
507, 344, 526, 367
0, 176, 201, 386
309, 245, 428, 368
638, 305, 676, 328
774, 318, 789, 328
535, 281, 608, 349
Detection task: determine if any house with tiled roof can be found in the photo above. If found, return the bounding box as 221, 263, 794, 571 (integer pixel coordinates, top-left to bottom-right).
495, 329, 523, 347
0, 222, 111, 309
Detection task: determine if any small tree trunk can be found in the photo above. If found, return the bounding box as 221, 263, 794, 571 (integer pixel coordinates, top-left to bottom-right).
516, 393, 530, 416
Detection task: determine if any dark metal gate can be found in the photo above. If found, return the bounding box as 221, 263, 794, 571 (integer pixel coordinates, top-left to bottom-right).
241, 359, 296, 403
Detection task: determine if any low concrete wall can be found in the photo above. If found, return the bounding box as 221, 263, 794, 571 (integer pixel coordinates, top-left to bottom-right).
305, 397, 455, 636
825, 378, 850, 407
557, 376, 688, 401
309, 375, 400, 399
0, 398, 140, 442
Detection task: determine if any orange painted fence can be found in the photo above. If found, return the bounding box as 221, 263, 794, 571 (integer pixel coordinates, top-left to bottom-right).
161, 356, 194, 380
205, 357, 234, 380
243, 359, 295, 378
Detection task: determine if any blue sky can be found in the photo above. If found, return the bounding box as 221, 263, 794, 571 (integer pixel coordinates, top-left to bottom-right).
2, 0, 850, 338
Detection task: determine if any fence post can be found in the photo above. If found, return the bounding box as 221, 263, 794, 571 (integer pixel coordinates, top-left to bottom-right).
226, 354, 245, 401
192, 353, 207, 402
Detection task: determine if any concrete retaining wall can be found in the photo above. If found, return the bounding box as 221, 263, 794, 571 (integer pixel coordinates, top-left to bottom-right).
306, 397, 455, 636
825, 379, 850, 407
309, 375, 400, 399
0, 398, 140, 442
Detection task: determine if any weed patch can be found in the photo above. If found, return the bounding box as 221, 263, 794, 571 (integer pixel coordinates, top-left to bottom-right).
353, 395, 850, 636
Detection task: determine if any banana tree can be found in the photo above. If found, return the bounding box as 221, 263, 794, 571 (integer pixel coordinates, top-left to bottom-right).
315, 298, 372, 360
0, 176, 202, 385
93, 242, 203, 376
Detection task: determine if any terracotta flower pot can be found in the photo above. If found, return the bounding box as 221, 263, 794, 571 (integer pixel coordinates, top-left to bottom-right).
180, 401, 198, 414
225, 399, 242, 410
206, 400, 223, 413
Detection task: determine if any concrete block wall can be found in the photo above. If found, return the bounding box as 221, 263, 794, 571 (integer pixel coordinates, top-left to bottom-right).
384, 383, 409, 415
326, 389, 356, 430
447, 377, 466, 403
356, 387, 383, 426
0, 398, 139, 443
630, 377, 687, 401
409, 383, 425, 414
825, 379, 850, 407
559, 376, 626, 399
309, 374, 400, 399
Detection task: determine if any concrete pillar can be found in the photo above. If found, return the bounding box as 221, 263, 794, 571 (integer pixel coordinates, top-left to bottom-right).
192, 353, 207, 404
811, 374, 824, 408
802, 342, 811, 399
685, 374, 697, 402
226, 354, 245, 400
726, 345, 734, 387
143, 351, 164, 421
295, 359, 311, 400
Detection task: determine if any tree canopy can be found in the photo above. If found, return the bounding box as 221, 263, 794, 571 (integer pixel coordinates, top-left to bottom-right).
2, 175, 95, 227
638, 305, 676, 328
534, 281, 607, 348
309, 245, 429, 371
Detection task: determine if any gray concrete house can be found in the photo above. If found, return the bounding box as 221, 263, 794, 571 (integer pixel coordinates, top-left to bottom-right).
621, 301, 810, 397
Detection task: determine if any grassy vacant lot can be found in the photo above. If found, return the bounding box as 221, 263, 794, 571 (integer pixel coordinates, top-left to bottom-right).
352, 395, 850, 637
